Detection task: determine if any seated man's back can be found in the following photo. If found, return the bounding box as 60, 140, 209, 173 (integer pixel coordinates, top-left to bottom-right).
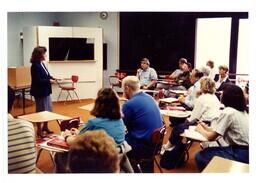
122, 76, 163, 161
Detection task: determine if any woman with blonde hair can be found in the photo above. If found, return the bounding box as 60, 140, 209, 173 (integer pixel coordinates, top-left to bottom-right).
162, 77, 221, 152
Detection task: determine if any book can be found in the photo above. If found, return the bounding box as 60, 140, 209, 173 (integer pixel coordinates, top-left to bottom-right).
47, 138, 70, 150
182, 126, 208, 142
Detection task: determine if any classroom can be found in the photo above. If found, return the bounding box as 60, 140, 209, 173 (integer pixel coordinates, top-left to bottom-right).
6, 9, 250, 176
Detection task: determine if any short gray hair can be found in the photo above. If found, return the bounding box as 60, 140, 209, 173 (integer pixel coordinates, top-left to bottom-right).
199, 66, 211, 76
122, 76, 140, 91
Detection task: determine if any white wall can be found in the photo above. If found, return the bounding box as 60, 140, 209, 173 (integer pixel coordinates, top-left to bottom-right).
195, 18, 232, 69
8, 12, 119, 88
56, 12, 120, 88
8, 12, 58, 67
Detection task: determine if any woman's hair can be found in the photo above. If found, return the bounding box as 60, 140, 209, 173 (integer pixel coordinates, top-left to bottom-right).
67, 130, 119, 173
178, 58, 187, 64
207, 60, 214, 68
221, 84, 247, 112
193, 69, 204, 79
141, 57, 150, 65
122, 75, 140, 91
200, 77, 216, 94
30, 46, 47, 63
91, 88, 121, 119
218, 65, 229, 72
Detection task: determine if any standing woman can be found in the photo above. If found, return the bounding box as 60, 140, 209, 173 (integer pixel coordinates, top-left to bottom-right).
30, 46, 57, 136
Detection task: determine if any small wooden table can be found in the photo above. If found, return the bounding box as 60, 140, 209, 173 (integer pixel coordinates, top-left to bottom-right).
18, 111, 70, 123
11, 84, 31, 115
202, 156, 249, 173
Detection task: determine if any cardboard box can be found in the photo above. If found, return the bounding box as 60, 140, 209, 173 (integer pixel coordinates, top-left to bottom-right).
8, 66, 31, 88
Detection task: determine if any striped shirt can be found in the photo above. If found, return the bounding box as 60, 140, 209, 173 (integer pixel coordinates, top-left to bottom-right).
8, 114, 37, 173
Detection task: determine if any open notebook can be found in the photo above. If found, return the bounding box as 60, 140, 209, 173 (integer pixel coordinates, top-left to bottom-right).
182, 126, 208, 142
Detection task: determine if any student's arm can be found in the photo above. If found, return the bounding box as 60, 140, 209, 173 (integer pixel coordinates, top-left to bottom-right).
195, 123, 219, 141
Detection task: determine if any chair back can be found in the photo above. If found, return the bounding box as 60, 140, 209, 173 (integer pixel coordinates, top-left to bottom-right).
71, 75, 79, 83
57, 117, 81, 131
151, 125, 166, 156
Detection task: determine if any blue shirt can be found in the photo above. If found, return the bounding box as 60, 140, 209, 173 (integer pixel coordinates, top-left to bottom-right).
138, 67, 158, 86
122, 92, 163, 145
79, 117, 125, 145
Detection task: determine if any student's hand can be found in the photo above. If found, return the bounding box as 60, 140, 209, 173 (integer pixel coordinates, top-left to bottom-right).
63, 129, 72, 138
50, 79, 57, 84
137, 68, 142, 76
70, 128, 79, 135
142, 85, 148, 90
195, 123, 204, 133
178, 95, 185, 103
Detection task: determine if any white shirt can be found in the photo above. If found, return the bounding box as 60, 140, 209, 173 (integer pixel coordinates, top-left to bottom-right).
208, 68, 217, 80
215, 74, 229, 89
184, 79, 201, 109
188, 93, 221, 122
213, 107, 249, 146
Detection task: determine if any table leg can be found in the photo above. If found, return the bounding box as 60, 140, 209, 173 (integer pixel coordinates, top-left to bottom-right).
22, 88, 25, 114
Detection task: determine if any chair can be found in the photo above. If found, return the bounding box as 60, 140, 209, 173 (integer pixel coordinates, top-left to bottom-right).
57, 117, 82, 132
109, 75, 122, 90
109, 71, 126, 92
57, 75, 80, 103
136, 125, 167, 173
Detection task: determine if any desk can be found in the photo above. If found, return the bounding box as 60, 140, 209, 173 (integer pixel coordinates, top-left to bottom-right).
180, 126, 208, 142
11, 85, 31, 115
36, 135, 68, 167
160, 109, 191, 118
79, 103, 95, 111
202, 156, 249, 173
169, 89, 187, 96
18, 111, 70, 123
159, 97, 179, 104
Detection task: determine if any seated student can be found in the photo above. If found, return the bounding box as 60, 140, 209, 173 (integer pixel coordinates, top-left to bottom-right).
174, 62, 192, 90
206, 60, 217, 80
55, 88, 128, 172
162, 77, 221, 152
136, 57, 158, 90
67, 130, 120, 173
122, 76, 163, 172
178, 69, 204, 110
65, 88, 125, 145
8, 86, 37, 173
214, 65, 231, 99
244, 81, 249, 106
169, 57, 188, 79
195, 84, 249, 171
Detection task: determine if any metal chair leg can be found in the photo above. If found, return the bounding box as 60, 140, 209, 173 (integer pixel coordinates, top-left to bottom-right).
73, 90, 80, 102
36, 148, 44, 164
57, 89, 63, 102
